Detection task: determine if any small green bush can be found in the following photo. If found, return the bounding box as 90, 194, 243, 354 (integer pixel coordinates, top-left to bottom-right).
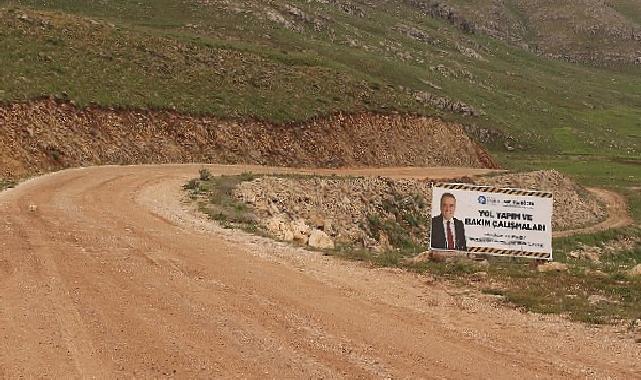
199, 168, 212, 181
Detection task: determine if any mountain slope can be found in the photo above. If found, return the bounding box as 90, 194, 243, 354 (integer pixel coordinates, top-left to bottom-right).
409, 0, 641, 65
0, 1, 640, 159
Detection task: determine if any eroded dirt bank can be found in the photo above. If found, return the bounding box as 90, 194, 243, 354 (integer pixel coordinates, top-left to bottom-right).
0, 99, 497, 179
0, 164, 638, 378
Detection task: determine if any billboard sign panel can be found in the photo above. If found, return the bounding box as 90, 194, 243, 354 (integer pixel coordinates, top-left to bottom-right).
430, 183, 553, 260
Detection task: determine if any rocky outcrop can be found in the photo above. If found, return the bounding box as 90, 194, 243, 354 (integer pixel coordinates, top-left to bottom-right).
308, 229, 335, 249
0, 99, 498, 180
405, 0, 641, 65
406, 0, 475, 34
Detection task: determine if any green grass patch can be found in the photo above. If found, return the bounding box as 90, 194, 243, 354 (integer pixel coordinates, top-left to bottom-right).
497, 154, 641, 187
0, 178, 17, 191
184, 171, 260, 230
484, 261, 641, 324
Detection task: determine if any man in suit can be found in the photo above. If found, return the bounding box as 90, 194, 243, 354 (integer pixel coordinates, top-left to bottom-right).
431, 192, 467, 251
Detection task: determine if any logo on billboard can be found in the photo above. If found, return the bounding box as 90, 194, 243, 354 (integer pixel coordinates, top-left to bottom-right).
478, 195, 500, 205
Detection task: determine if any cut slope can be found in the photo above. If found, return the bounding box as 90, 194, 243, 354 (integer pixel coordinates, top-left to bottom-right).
0, 99, 497, 179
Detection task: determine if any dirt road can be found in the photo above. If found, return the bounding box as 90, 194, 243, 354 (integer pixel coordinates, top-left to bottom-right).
1, 165, 639, 378
553, 187, 634, 238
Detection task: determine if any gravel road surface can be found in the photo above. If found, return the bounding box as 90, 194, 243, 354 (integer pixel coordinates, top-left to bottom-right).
1, 165, 638, 378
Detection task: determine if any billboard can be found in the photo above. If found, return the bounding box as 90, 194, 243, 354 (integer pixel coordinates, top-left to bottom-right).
430, 183, 553, 260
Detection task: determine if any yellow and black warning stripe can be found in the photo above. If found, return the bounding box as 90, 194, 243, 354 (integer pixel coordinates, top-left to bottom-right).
434, 183, 552, 198
467, 246, 552, 259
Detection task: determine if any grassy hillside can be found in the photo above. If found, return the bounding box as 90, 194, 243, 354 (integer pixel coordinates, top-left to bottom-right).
0, 0, 640, 172
422, 0, 641, 65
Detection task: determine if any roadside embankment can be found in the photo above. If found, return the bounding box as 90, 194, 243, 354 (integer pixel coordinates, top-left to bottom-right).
0, 99, 497, 180
190, 169, 606, 253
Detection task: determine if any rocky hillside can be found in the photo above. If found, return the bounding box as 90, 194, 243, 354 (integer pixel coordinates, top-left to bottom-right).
409, 0, 641, 65
230, 170, 605, 252
1, 4, 640, 158
0, 99, 497, 180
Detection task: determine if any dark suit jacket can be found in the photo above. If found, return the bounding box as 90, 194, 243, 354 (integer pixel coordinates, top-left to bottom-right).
431, 214, 467, 251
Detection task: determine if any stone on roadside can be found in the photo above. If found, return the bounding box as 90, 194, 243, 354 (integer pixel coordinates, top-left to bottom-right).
587, 294, 609, 305
308, 229, 334, 249
265, 215, 286, 234
568, 249, 600, 262
279, 228, 294, 242
583, 251, 601, 262
537, 262, 569, 273
429, 251, 457, 263
405, 250, 430, 263
309, 213, 326, 229
265, 215, 294, 242
290, 219, 310, 244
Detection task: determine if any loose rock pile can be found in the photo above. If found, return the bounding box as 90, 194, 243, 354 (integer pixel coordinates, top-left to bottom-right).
234, 176, 433, 251
233, 170, 606, 251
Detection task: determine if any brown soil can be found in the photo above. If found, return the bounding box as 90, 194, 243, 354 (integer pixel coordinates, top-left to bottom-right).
1, 164, 639, 378
0, 99, 498, 180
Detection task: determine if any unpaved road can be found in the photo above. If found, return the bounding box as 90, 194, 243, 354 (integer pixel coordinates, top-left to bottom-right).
553, 187, 634, 238
1, 165, 639, 378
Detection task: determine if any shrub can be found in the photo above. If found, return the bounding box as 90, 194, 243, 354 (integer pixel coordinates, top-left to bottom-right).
199, 168, 211, 181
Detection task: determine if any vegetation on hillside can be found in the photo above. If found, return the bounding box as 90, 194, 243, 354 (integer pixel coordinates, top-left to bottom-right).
436, 0, 641, 65
0, 1, 640, 160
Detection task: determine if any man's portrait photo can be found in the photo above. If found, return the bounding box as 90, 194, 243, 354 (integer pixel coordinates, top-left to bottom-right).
431, 192, 467, 251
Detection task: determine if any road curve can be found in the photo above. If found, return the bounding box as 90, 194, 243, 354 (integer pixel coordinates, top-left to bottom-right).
0, 165, 639, 378
553, 187, 634, 238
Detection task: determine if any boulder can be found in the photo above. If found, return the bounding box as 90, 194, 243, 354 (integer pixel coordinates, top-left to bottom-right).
308, 229, 334, 249
265, 215, 294, 242
290, 219, 310, 244
568, 249, 600, 262
265, 215, 286, 233
309, 213, 326, 229
280, 228, 294, 242
404, 251, 430, 263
